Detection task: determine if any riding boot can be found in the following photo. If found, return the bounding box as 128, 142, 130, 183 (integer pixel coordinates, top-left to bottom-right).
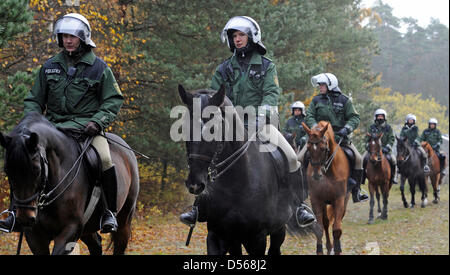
100, 166, 118, 233
180, 194, 207, 226
351, 169, 368, 203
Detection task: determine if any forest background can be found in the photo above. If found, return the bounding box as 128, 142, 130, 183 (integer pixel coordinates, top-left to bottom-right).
0, 0, 448, 215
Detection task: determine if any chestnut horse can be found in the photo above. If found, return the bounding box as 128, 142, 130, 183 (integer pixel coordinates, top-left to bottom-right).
302, 121, 350, 255
421, 141, 443, 203
366, 133, 391, 224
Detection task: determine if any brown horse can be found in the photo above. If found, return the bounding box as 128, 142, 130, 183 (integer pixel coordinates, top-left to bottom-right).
302, 121, 350, 255
366, 132, 391, 224
421, 141, 443, 203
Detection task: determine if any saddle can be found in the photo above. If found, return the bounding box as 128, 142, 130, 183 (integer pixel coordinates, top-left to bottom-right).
341, 145, 355, 169
259, 141, 289, 180
57, 128, 102, 185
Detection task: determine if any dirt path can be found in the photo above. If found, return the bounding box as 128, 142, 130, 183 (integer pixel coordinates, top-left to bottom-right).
1, 183, 448, 255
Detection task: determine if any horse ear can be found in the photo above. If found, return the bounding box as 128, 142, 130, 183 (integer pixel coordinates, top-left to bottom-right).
0, 132, 11, 148
320, 122, 329, 136
210, 84, 226, 107
25, 132, 39, 152
178, 84, 192, 105
302, 122, 311, 135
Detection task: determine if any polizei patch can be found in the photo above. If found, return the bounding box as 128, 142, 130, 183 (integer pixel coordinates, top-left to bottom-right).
45, 68, 61, 74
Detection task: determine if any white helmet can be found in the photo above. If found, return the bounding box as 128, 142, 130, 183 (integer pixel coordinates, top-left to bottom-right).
374, 108, 387, 121
54, 13, 96, 48
429, 118, 438, 125
291, 101, 305, 115
220, 16, 266, 55
405, 114, 416, 123
311, 73, 340, 92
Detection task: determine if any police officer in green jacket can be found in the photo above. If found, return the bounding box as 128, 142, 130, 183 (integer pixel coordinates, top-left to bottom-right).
0, 13, 123, 233
283, 101, 307, 150
400, 114, 430, 173
180, 16, 315, 228
299, 73, 368, 203
362, 109, 397, 185
420, 118, 446, 175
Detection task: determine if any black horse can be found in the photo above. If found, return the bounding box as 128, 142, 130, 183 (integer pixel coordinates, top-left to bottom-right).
178, 85, 300, 255
396, 136, 428, 208
0, 112, 139, 254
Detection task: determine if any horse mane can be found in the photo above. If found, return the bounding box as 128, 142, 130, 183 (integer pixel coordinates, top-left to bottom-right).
11, 112, 54, 136
421, 141, 433, 154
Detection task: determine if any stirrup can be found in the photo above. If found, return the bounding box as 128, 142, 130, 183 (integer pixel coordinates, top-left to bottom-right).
296, 204, 316, 228
0, 210, 16, 233
99, 209, 117, 233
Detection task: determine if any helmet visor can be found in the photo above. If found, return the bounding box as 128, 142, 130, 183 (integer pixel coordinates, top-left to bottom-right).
54, 16, 90, 42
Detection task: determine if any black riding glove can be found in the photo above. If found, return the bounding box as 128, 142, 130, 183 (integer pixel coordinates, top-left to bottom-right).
84, 121, 101, 136
336, 127, 348, 138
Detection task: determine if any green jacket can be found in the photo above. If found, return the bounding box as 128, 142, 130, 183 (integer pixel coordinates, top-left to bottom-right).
420, 127, 442, 151
283, 115, 307, 149
305, 91, 360, 141
400, 124, 420, 147
365, 121, 395, 152
24, 50, 124, 130
211, 51, 281, 110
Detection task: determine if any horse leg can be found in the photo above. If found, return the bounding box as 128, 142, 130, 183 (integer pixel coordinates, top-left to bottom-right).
368, 183, 375, 224
332, 198, 346, 255
431, 175, 439, 204
400, 176, 408, 208
381, 183, 389, 220
52, 223, 82, 255
80, 232, 102, 255
311, 201, 324, 255
268, 226, 286, 255
25, 226, 51, 255
409, 177, 416, 208
242, 231, 267, 255
420, 177, 428, 208
321, 205, 333, 255
206, 231, 227, 255
375, 184, 382, 218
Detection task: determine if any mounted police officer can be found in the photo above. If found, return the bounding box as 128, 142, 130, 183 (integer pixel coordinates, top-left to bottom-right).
283, 101, 308, 150
362, 109, 397, 185
299, 73, 368, 203
420, 118, 446, 176
180, 16, 315, 228
0, 13, 123, 233
400, 114, 430, 174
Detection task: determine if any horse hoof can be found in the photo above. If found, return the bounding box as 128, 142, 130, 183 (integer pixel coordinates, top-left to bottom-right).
367, 219, 374, 224
381, 215, 388, 220
403, 202, 408, 208
433, 199, 439, 204
409, 204, 414, 209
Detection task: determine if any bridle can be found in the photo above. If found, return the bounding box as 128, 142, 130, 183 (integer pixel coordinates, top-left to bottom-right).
308, 135, 343, 174
368, 138, 383, 163
12, 136, 93, 211
188, 137, 251, 184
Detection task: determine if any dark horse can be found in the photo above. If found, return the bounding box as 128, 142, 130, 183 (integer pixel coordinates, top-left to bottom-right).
0, 112, 139, 254
302, 121, 350, 255
396, 136, 427, 208
178, 85, 299, 255
421, 141, 444, 203
366, 132, 392, 224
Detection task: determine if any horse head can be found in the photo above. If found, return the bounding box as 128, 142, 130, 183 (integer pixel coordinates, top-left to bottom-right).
396, 135, 411, 163
367, 132, 383, 164
303, 121, 330, 180
178, 84, 227, 195
0, 120, 48, 227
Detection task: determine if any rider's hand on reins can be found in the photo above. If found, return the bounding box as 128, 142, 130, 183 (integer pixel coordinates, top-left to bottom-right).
84, 121, 101, 136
